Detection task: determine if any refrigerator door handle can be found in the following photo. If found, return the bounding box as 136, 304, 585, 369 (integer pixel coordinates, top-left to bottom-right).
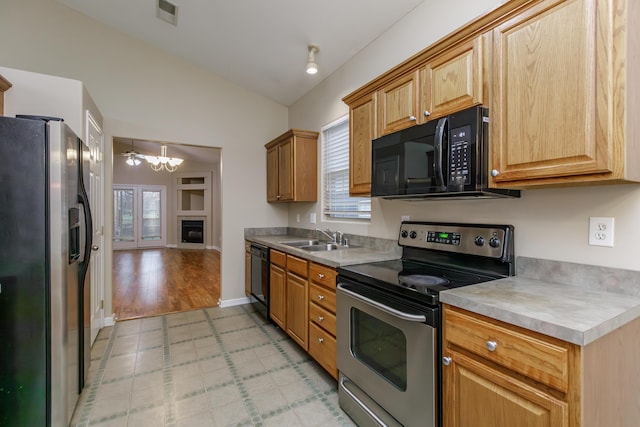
77, 163, 93, 276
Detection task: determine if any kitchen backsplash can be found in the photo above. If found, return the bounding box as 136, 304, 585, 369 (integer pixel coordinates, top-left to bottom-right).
517, 257, 640, 298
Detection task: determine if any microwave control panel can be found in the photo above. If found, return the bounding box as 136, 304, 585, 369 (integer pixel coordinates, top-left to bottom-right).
449, 125, 471, 185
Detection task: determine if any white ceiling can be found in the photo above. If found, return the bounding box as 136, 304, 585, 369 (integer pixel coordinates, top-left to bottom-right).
56, 0, 424, 106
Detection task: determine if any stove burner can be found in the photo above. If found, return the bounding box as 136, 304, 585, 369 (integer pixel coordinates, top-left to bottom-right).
398, 274, 450, 290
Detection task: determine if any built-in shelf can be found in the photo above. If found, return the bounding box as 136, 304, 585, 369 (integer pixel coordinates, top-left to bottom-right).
176, 172, 210, 216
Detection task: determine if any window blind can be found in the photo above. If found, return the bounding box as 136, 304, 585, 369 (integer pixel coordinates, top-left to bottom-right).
322, 117, 371, 219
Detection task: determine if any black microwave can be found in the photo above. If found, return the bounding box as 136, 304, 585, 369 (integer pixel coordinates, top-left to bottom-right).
371, 106, 519, 199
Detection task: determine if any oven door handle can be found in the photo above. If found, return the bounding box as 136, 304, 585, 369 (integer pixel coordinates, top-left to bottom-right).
337, 284, 427, 322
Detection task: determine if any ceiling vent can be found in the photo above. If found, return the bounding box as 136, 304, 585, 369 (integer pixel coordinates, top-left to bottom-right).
157, 0, 178, 26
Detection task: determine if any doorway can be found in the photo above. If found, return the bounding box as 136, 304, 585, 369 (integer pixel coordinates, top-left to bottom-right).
111, 137, 222, 321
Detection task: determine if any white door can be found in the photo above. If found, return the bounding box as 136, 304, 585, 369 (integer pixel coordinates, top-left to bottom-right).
86, 111, 104, 345
113, 185, 167, 250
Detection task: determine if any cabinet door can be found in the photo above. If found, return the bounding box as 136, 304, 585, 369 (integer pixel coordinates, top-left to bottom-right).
490, 0, 612, 186
286, 272, 308, 350
277, 139, 293, 201
269, 264, 286, 329
422, 36, 483, 120
349, 93, 376, 195
266, 145, 279, 202
377, 69, 419, 136
443, 350, 568, 427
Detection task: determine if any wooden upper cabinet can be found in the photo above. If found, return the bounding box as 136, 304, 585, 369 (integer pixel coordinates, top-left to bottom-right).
376, 69, 420, 136
421, 35, 484, 120
0, 74, 12, 116
490, 0, 640, 187
265, 129, 319, 202
349, 93, 376, 195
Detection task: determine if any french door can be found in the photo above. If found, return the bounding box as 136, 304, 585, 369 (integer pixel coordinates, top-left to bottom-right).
113, 184, 167, 250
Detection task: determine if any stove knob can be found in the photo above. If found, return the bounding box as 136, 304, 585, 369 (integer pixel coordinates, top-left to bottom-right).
489, 237, 501, 248
401, 230, 409, 238
409, 231, 417, 239
474, 236, 485, 246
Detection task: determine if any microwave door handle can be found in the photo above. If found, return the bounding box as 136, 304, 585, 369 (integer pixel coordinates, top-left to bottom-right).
434, 117, 448, 191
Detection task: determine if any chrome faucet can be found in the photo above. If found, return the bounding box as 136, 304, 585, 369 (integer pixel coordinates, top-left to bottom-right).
315, 228, 339, 244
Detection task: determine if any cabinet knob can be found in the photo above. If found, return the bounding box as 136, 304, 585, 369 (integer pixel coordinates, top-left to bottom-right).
276, 194, 281, 199
318, 295, 325, 301
318, 316, 324, 322
424, 111, 430, 117
409, 115, 417, 121
318, 273, 325, 279
442, 356, 452, 366
486, 341, 498, 352
318, 338, 324, 343
491, 169, 500, 177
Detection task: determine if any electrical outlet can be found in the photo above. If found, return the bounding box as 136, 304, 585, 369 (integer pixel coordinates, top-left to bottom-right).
588, 217, 614, 247
310, 213, 316, 224
296, 213, 300, 223
401, 215, 410, 222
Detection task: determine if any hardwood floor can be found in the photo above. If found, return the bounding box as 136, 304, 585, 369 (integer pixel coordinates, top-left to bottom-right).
112, 248, 220, 321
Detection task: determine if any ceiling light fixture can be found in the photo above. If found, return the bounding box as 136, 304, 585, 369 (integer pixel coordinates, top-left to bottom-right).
306, 45, 319, 75
145, 144, 184, 172
126, 153, 141, 166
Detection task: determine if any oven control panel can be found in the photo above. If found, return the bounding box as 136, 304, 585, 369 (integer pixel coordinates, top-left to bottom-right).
398, 221, 514, 260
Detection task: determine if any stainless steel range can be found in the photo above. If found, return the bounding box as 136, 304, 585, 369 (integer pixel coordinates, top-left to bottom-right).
336, 221, 515, 427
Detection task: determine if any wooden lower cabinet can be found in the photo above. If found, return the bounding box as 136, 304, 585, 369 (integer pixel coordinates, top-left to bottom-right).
308, 262, 338, 379
442, 304, 640, 427
443, 350, 568, 427
308, 322, 337, 378
286, 270, 308, 350
269, 250, 286, 329
268, 251, 339, 379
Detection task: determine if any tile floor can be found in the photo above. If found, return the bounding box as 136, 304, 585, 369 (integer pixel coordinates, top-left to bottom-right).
71, 304, 356, 427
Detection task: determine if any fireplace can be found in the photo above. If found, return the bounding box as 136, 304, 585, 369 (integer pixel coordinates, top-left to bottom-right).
181, 219, 204, 244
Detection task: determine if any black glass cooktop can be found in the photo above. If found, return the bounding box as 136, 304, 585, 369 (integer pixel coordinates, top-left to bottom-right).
337, 259, 501, 306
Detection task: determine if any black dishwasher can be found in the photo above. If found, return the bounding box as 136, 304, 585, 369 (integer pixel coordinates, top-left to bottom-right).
250, 243, 270, 320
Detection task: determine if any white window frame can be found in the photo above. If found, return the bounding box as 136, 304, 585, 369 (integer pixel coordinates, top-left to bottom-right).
321, 115, 371, 221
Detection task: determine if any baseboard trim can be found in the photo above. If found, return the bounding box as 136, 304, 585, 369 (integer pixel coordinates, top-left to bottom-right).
218, 297, 251, 308
207, 245, 221, 251
166, 244, 178, 248
104, 314, 116, 326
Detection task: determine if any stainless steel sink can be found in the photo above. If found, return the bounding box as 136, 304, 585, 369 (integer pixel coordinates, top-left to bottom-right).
280, 239, 359, 251
280, 239, 320, 247
299, 243, 339, 251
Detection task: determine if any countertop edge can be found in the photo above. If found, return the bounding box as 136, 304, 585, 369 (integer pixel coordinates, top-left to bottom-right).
441, 279, 640, 346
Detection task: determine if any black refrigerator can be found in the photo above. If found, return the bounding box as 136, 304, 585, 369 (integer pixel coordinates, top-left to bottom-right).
0, 116, 93, 426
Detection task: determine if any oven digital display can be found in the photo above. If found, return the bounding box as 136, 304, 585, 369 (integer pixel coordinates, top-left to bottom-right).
427, 231, 461, 245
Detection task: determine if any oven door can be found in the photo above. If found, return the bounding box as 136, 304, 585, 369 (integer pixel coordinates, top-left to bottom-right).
337, 279, 438, 427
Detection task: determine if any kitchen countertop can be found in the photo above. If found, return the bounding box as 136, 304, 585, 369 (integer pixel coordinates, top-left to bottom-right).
440, 276, 640, 346
245, 234, 401, 268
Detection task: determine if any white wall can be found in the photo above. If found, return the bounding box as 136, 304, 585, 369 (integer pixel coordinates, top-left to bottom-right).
288, 0, 640, 272
0, 0, 289, 314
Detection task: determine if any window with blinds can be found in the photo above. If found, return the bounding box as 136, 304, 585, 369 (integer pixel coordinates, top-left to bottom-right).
322, 116, 371, 220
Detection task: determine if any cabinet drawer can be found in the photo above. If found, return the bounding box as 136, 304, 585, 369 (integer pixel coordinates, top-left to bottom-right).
287, 254, 308, 278
308, 322, 337, 379
309, 263, 337, 289
270, 249, 286, 268
309, 282, 336, 313
444, 307, 571, 392
309, 301, 336, 336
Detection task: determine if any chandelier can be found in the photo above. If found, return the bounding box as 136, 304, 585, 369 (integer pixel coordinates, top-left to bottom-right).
145, 144, 184, 172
